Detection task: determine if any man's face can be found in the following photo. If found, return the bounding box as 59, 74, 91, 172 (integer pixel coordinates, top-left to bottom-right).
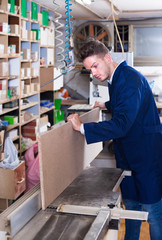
83, 54, 111, 82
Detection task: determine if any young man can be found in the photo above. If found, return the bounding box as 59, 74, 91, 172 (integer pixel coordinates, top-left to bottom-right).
67, 40, 162, 240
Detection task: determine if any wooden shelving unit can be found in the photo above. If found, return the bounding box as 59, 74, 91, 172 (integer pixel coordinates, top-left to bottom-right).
0, 0, 55, 158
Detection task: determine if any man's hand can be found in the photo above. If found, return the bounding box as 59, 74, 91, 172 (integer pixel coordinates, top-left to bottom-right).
67, 113, 81, 132
93, 101, 105, 109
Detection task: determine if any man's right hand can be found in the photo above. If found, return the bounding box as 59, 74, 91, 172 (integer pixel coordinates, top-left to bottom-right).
93, 101, 105, 109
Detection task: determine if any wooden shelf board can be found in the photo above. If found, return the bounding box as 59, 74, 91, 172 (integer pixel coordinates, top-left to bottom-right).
40, 106, 55, 115
40, 24, 50, 29
8, 54, 20, 58
20, 17, 30, 21
30, 20, 39, 24
0, 96, 19, 104
30, 40, 39, 43
40, 45, 54, 48
0, 106, 19, 115
0, 32, 8, 36
21, 101, 39, 110
7, 12, 20, 17
31, 75, 39, 78
21, 77, 31, 80
9, 75, 19, 80
8, 33, 20, 37
21, 115, 39, 126
31, 59, 39, 62
12, 136, 20, 142
21, 59, 32, 63
7, 123, 20, 131
21, 92, 39, 99
0, 54, 8, 58
0, 10, 6, 14
21, 39, 30, 42
40, 64, 54, 68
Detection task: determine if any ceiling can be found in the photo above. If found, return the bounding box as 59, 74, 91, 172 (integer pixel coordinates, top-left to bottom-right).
34, 0, 162, 20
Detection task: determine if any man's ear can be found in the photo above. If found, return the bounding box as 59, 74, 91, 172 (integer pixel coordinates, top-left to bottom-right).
104, 54, 111, 63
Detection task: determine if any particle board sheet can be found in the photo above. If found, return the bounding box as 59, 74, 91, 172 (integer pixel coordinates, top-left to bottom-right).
39, 108, 103, 209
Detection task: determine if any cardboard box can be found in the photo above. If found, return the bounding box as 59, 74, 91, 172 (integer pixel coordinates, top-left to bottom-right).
21, 28, 27, 39
40, 114, 48, 123
0, 80, 7, 90
23, 84, 30, 94
21, 20, 26, 29
47, 48, 54, 65
27, 30, 32, 40
0, 62, 8, 77
31, 67, 39, 77
31, 30, 36, 41
21, 68, 25, 78
0, 161, 26, 199
31, 51, 38, 61
0, 90, 6, 100
0, 22, 8, 33
22, 48, 30, 60
0, 44, 4, 54
40, 27, 47, 45
10, 24, 19, 35
30, 83, 35, 92
4, 115, 18, 125
8, 44, 16, 54
24, 68, 31, 77
34, 83, 40, 92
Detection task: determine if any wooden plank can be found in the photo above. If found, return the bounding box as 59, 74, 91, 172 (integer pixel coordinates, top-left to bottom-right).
39, 108, 103, 209
40, 67, 53, 91
0, 198, 8, 211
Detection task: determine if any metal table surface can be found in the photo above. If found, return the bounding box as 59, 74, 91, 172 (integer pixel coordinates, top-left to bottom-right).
13, 167, 123, 240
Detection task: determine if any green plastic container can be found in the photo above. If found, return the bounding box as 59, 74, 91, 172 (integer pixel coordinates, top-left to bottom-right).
32, 29, 40, 40
54, 99, 61, 110
4, 115, 18, 125
41, 11, 49, 26
8, 89, 12, 99
9, 0, 15, 13
31, 2, 37, 20
21, 0, 27, 18
54, 110, 64, 124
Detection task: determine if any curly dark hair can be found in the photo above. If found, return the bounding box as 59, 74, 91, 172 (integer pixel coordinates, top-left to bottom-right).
77, 40, 109, 62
